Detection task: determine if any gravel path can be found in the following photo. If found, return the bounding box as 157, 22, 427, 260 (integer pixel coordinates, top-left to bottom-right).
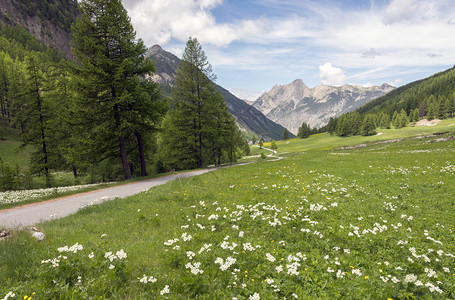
0, 169, 215, 228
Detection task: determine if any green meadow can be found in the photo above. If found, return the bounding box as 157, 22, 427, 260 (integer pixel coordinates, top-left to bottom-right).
1, 120, 455, 299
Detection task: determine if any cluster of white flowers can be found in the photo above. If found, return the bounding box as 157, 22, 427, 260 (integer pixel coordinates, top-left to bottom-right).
41, 256, 65, 268
215, 256, 237, 271
164, 238, 179, 246
104, 249, 127, 264
185, 262, 204, 275
351, 269, 362, 276
266, 253, 276, 262
182, 232, 193, 241
249, 292, 260, 300
243, 243, 255, 251
1, 292, 15, 300
198, 243, 212, 254
0, 183, 109, 204
138, 275, 157, 283
57, 243, 83, 253
160, 285, 170, 295
220, 240, 238, 251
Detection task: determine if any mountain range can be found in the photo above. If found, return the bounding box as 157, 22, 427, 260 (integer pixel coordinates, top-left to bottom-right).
252, 80, 394, 134
147, 45, 292, 140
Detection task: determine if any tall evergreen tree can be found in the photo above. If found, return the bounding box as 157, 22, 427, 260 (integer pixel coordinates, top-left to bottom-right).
399, 109, 408, 128
71, 0, 164, 179
335, 114, 350, 137
379, 112, 391, 129
348, 111, 362, 135
282, 128, 289, 141
392, 110, 399, 128
158, 37, 242, 170
22, 55, 55, 187
258, 137, 264, 149
361, 114, 377, 136
411, 108, 420, 123
298, 121, 311, 138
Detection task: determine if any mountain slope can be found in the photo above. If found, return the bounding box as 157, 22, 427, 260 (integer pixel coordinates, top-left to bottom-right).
357, 66, 455, 115
147, 45, 292, 140
253, 80, 394, 134
0, 0, 78, 58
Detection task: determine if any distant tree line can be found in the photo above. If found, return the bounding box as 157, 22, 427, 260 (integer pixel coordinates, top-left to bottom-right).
0, 0, 248, 191
322, 66, 455, 137
296, 121, 326, 139
326, 93, 455, 137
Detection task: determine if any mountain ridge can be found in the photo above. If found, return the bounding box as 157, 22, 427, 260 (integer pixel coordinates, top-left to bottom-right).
252, 79, 394, 134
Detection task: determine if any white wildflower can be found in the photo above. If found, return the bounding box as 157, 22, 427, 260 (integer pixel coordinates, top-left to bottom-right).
404, 274, 417, 283
160, 285, 170, 295
116, 249, 127, 259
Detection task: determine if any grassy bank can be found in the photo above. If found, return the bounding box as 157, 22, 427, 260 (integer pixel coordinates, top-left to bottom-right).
1, 129, 454, 299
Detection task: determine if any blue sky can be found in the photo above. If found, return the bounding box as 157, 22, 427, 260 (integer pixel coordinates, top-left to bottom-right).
123, 0, 455, 100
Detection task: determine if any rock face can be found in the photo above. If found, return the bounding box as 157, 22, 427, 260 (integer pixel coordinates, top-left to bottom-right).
147, 45, 293, 140
0, 0, 78, 59
253, 80, 394, 134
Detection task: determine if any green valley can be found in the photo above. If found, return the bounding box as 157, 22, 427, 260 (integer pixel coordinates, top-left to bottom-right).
1, 119, 454, 299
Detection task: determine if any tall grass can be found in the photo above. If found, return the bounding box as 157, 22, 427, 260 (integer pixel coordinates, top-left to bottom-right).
1, 130, 454, 299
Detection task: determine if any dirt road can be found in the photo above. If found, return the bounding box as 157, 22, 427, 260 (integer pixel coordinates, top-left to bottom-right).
0, 169, 215, 228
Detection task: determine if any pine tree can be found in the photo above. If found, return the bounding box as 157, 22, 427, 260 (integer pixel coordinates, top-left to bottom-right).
348, 111, 362, 135
327, 117, 337, 135
298, 121, 311, 138
22, 55, 55, 187
158, 37, 240, 170
392, 110, 400, 128
335, 114, 350, 136
411, 108, 420, 123
379, 113, 391, 129
71, 0, 164, 179
399, 109, 408, 128
361, 114, 376, 136
271, 140, 278, 152
258, 137, 264, 149
282, 128, 289, 141
418, 101, 426, 118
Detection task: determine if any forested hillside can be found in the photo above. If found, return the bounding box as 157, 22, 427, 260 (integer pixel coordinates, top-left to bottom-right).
358, 66, 455, 116
322, 67, 455, 138
0, 0, 78, 58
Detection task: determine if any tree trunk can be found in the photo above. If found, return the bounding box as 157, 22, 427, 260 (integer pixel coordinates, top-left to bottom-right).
118, 133, 132, 179
34, 69, 50, 188
135, 130, 147, 176
72, 165, 78, 178
114, 106, 132, 179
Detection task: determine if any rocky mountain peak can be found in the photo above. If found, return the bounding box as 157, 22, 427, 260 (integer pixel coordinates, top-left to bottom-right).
253, 80, 394, 134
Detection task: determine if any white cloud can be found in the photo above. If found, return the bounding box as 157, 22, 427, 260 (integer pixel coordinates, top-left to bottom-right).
390, 78, 403, 86
319, 63, 347, 86
123, 0, 233, 46
227, 88, 264, 102
122, 0, 455, 89
383, 0, 420, 24
123, 0, 316, 47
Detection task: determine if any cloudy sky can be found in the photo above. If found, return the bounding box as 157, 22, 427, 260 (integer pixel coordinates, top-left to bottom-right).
122, 0, 455, 101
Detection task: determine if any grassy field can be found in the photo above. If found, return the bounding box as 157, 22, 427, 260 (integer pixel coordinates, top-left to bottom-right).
0, 121, 454, 299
